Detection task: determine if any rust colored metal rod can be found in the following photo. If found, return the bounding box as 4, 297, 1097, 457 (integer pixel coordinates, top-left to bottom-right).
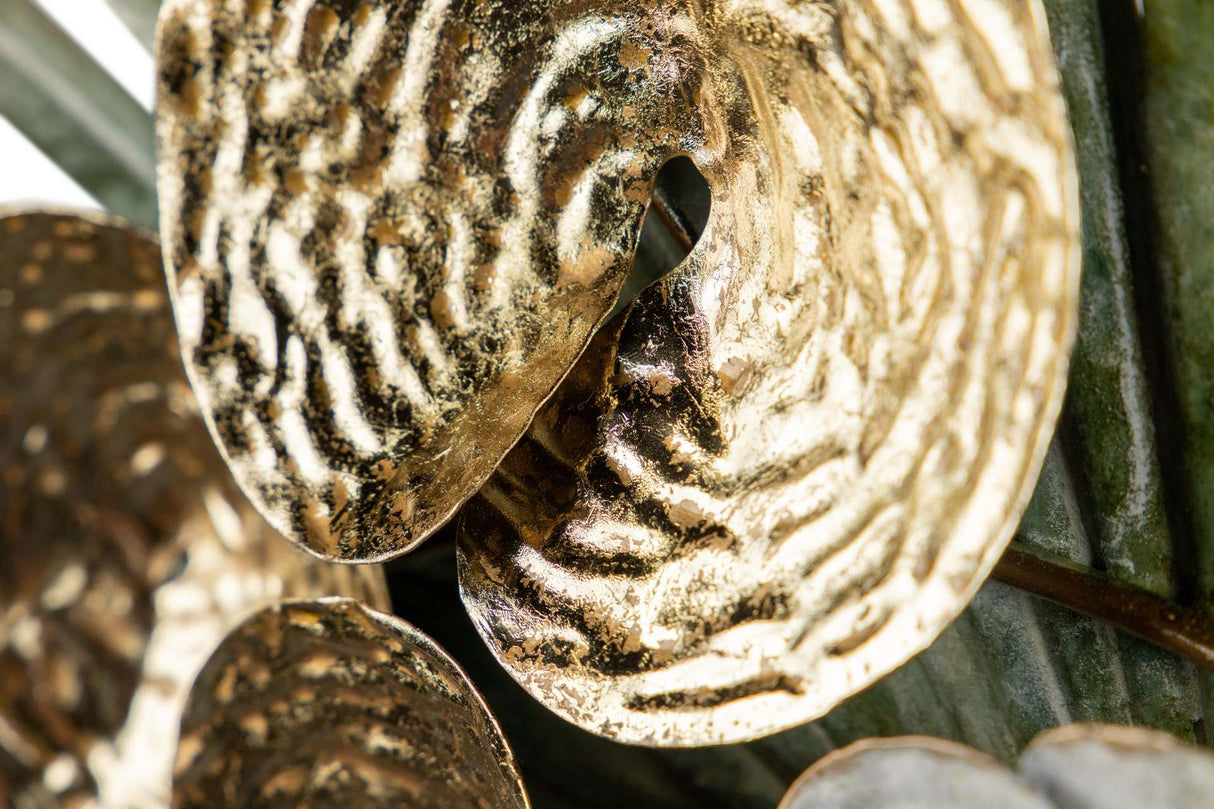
993, 544, 1214, 672
651, 187, 698, 256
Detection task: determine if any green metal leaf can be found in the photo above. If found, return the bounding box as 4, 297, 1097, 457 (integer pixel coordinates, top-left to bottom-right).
1138, 0, 1214, 606
0, 0, 156, 228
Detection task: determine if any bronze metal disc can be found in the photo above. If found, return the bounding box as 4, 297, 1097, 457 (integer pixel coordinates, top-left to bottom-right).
0, 210, 388, 808
172, 599, 530, 809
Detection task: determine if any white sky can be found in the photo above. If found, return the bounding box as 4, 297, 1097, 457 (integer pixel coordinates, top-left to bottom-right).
0, 0, 154, 211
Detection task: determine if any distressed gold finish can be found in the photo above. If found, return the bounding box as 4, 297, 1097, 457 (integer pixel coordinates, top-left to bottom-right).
172, 599, 530, 809
0, 211, 388, 808
156, 0, 700, 561
156, 0, 1078, 742
457, 0, 1079, 744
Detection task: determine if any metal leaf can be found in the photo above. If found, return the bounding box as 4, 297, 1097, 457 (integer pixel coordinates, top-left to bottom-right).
246, 2, 1214, 802
154, 0, 692, 562
1137, 0, 1214, 605
457, 0, 1080, 746
172, 598, 530, 809
0, 211, 387, 807
778, 724, 1214, 808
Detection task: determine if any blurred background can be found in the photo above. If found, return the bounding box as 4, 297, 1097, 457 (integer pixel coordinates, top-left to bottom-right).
0, 0, 151, 210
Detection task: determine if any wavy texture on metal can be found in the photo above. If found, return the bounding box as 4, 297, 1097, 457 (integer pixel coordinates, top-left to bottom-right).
458, 0, 1079, 745
155, 0, 699, 561
0, 211, 387, 808
172, 598, 530, 809
154, 0, 1078, 743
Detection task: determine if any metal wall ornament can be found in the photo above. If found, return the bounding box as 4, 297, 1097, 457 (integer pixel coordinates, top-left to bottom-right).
156, 0, 698, 564
459, 0, 1080, 744
776, 724, 1214, 809
172, 599, 530, 809
0, 211, 388, 808
155, 0, 1079, 747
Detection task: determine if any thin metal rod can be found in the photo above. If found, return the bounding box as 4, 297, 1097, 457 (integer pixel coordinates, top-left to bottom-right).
651, 188, 697, 256
993, 544, 1214, 671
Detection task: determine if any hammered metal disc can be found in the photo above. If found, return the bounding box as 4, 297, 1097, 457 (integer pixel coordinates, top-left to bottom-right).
172, 598, 530, 809
457, 0, 1080, 744
777, 737, 1051, 809
778, 725, 1214, 809
1018, 725, 1214, 809
156, 0, 704, 561
0, 211, 388, 808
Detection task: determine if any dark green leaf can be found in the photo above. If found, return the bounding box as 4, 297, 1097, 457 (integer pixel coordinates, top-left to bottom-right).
1138, 0, 1214, 606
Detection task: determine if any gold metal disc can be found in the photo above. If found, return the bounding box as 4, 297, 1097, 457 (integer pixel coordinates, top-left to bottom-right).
457, 0, 1080, 745
172, 598, 530, 809
0, 211, 388, 807
155, 0, 702, 561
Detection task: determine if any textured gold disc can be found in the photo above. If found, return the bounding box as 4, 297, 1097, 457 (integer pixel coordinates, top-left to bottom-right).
457, 0, 1079, 745
0, 211, 388, 807
172, 599, 530, 809
155, 0, 705, 561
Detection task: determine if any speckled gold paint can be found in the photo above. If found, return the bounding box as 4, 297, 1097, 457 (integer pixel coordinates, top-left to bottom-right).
157, 0, 699, 562
172, 599, 529, 809
155, 0, 1079, 747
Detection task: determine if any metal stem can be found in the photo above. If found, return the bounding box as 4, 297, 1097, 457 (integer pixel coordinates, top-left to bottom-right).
993, 543, 1214, 671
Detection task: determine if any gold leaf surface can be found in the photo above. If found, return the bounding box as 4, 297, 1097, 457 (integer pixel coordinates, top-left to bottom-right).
155, 0, 701, 561
172, 598, 530, 809
0, 211, 388, 808
156, 0, 1078, 745
457, 0, 1080, 745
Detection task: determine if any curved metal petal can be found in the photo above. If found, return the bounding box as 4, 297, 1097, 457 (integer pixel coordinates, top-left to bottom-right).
0, 210, 388, 808
1019, 724, 1214, 809
172, 598, 530, 809
154, 0, 697, 561
458, 0, 1079, 745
